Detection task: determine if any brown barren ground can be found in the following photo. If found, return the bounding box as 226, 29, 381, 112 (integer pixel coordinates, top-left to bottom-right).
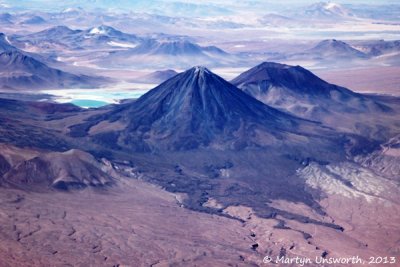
1, 177, 399, 267
315, 66, 400, 96
0, 179, 263, 267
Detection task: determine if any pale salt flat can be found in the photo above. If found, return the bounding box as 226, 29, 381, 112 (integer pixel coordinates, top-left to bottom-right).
41, 82, 155, 107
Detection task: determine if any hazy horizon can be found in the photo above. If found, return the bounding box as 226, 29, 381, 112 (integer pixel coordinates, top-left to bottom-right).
2, 0, 400, 16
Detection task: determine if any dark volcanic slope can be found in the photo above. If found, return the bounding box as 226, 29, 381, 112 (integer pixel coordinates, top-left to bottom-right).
232, 62, 368, 113
232, 62, 397, 140
232, 62, 348, 95
231, 61, 369, 111
0, 98, 79, 150
232, 62, 387, 115
71, 66, 339, 152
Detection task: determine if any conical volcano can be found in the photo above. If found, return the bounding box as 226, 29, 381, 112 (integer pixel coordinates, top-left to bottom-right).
126, 66, 294, 130
231, 62, 355, 97
231, 62, 387, 118
75, 66, 331, 151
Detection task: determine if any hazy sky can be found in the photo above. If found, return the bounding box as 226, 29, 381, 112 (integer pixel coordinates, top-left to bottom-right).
2, 0, 399, 14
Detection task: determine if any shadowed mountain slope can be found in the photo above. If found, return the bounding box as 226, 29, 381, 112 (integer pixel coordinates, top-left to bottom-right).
232, 62, 398, 141
0, 98, 82, 150
70, 66, 344, 152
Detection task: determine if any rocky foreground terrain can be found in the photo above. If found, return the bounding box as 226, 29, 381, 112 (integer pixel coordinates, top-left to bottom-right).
0, 149, 398, 266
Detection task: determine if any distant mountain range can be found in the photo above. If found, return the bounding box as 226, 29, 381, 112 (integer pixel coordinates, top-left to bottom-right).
351, 40, 400, 56
9, 21, 399, 69
233, 37, 397, 68
11, 24, 224, 54
98, 39, 233, 68
4, 20, 398, 70
11, 25, 142, 51
9, 25, 234, 69
1, 2, 399, 39
300, 2, 354, 20
285, 2, 400, 23
259, 2, 357, 27
0, 33, 109, 90
0, 12, 48, 25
